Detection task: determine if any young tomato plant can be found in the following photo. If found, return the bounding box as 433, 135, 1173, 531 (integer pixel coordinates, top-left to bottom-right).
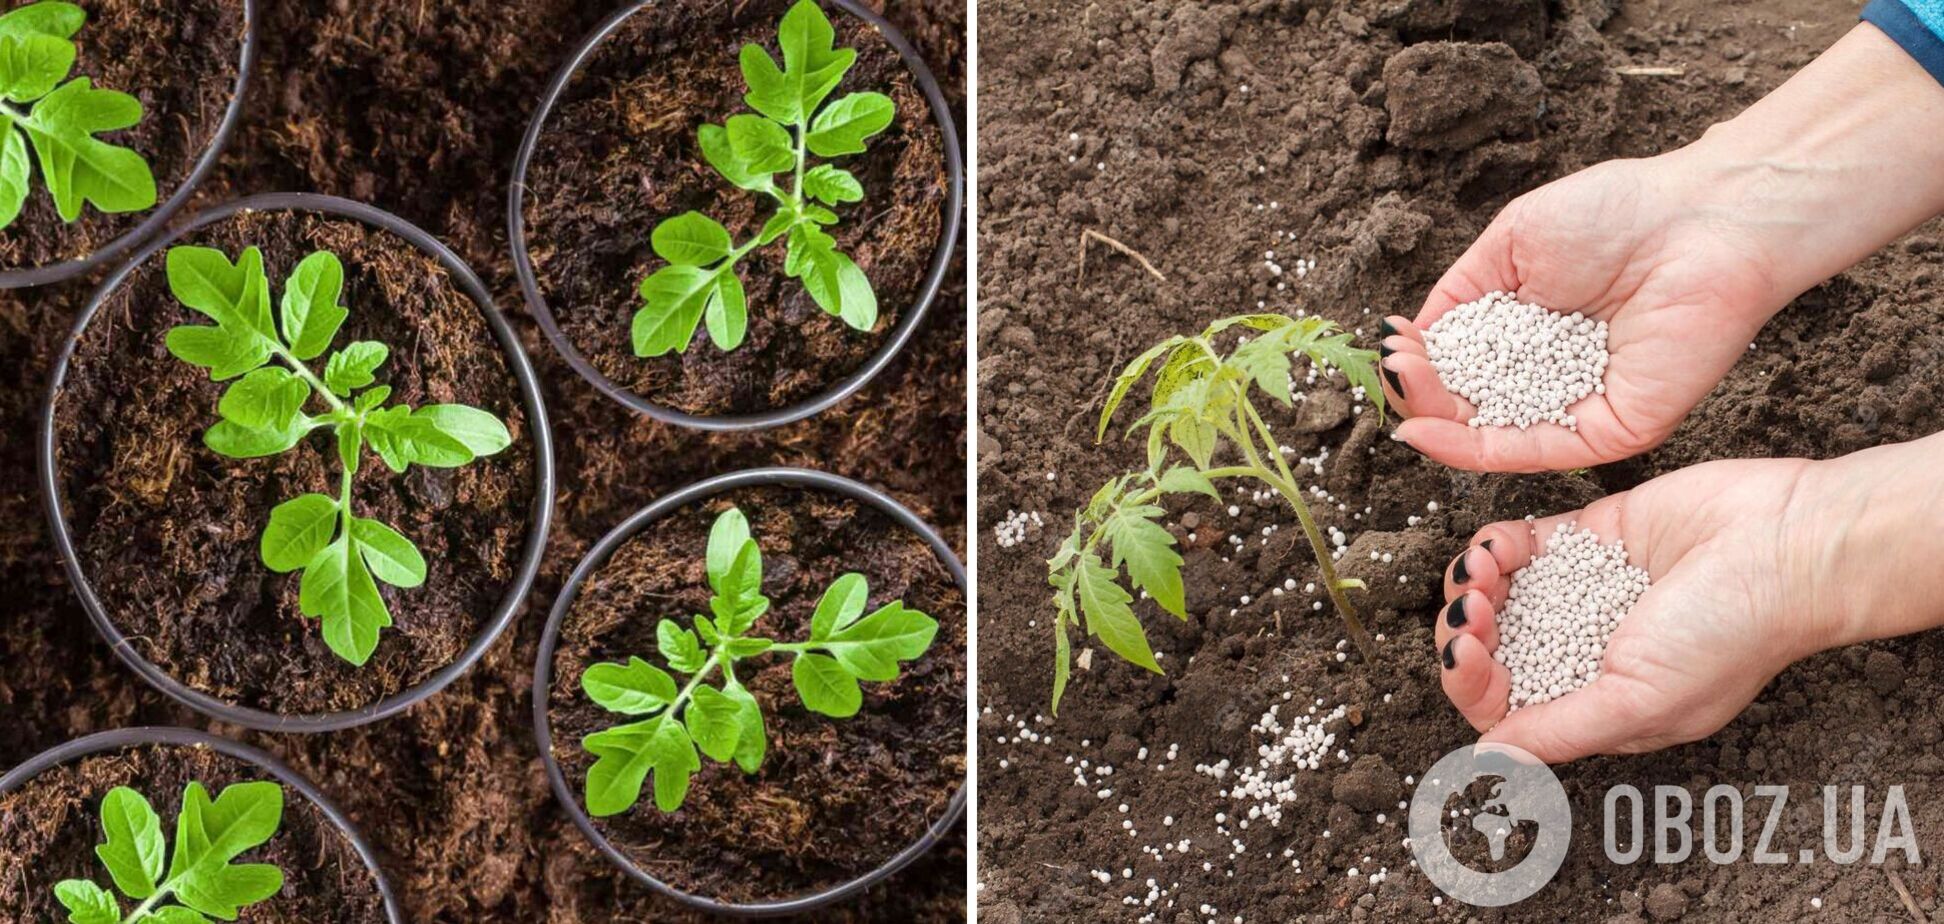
0, 1, 158, 230
1046, 314, 1386, 713
632, 0, 894, 357
54, 780, 285, 923
579, 506, 938, 816
164, 245, 513, 667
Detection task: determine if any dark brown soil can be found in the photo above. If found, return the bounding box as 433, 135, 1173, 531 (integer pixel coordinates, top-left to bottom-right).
0, 743, 387, 923
977, 0, 1943, 921
0, 0, 965, 920
0, 0, 243, 272
51, 209, 536, 717
548, 484, 965, 904
521, 0, 948, 417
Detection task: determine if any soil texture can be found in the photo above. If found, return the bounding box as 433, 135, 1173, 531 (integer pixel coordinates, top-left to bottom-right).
521, 0, 948, 418
548, 484, 966, 904
0, 0, 965, 920
51, 209, 536, 717
976, 0, 1943, 921
0, 0, 244, 272
0, 742, 387, 923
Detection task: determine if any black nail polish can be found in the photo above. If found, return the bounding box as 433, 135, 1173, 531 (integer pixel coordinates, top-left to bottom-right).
1445, 596, 1467, 629
1441, 639, 1457, 670
1451, 549, 1471, 584
1379, 342, 1395, 359
1380, 319, 1398, 338
1481, 539, 1495, 553
1382, 366, 1405, 398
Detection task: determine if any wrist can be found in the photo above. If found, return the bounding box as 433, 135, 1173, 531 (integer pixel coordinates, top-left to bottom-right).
1791, 435, 1944, 653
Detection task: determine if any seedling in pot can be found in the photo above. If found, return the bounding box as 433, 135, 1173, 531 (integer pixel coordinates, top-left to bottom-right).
0, 1, 159, 230
632, 0, 894, 357
1046, 314, 1386, 713
53, 780, 285, 923
164, 245, 513, 667
578, 506, 938, 815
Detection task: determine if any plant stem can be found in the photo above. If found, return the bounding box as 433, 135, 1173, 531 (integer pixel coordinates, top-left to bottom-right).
266, 342, 345, 414
123, 880, 180, 923
666, 653, 722, 720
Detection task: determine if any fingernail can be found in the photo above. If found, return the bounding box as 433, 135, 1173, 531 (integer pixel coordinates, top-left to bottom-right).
1379, 342, 1395, 359
1445, 596, 1467, 629
1382, 366, 1405, 399
1380, 319, 1398, 338
1451, 549, 1471, 584
1441, 639, 1457, 670
1481, 539, 1495, 553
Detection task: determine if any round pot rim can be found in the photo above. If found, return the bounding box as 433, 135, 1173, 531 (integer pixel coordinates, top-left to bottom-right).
0, 0, 259, 290
531, 466, 967, 916
0, 725, 404, 923
506, 0, 965, 432
37, 192, 558, 734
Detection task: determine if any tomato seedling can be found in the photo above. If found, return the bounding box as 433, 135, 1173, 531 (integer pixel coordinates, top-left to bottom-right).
53, 780, 285, 923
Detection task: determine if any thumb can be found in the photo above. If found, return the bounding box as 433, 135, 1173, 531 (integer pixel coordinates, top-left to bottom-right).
1477, 674, 1650, 764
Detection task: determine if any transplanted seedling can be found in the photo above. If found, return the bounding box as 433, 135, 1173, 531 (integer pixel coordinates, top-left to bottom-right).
1047, 314, 1386, 713
0, 1, 158, 230
632, 0, 894, 357
53, 780, 285, 923
579, 506, 938, 815
164, 245, 513, 667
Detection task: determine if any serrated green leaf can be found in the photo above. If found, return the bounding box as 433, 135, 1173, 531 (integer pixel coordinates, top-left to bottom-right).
22, 77, 154, 221
802, 163, 862, 204
0, 33, 75, 103
784, 223, 835, 278
260, 493, 338, 573
703, 270, 747, 351
1076, 551, 1159, 673
633, 264, 714, 356
697, 122, 772, 192
1105, 505, 1186, 619
94, 787, 162, 900
354, 385, 391, 411
806, 91, 893, 157
694, 614, 720, 646
321, 341, 386, 396
791, 652, 861, 718
1232, 334, 1294, 404
1050, 603, 1073, 716
279, 251, 346, 360
1097, 337, 1181, 441
1169, 416, 1218, 470
810, 572, 867, 640
299, 538, 391, 666
657, 618, 707, 673
583, 656, 678, 715
1156, 465, 1219, 499
686, 685, 743, 762
1306, 331, 1387, 420
725, 113, 794, 174
52, 880, 117, 924
652, 211, 733, 266
351, 516, 425, 588
217, 366, 308, 430
361, 406, 472, 473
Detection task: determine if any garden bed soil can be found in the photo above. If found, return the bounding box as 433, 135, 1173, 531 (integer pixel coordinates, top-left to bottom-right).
520, 0, 948, 418
51, 208, 536, 717
547, 484, 966, 905
976, 0, 1944, 921
0, 0, 243, 272
0, 743, 388, 923
0, 2, 965, 916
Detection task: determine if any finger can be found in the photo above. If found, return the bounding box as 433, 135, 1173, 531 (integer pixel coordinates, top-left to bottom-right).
1392, 416, 1603, 474
1440, 633, 1512, 733
1378, 316, 1424, 349
1414, 221, 1516, 329
1479, 674, 1653, 763
1380, 334, 1425, 361
1434, 588, 1500, 652
1443, 543, 1504, 605
1381, 352, 1470, 422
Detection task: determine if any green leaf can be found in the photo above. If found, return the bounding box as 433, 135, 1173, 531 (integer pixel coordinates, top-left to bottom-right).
777, 0, 855, 117
260, 493, 338, 573
783, 223, 834, 277
583, 656, 678, 715
633, 264, 715, 356
166, 781, 284, 920
713, 539, 764, 621
1306, 331, 1388, 420
351, 517, 425, 588
148, 908, 213, 924
583, 714, 699, 815
686, 685, 743, 762
703, 270, 747, 351
697, 122, 772, 192
0, 33, 75, 103
0, 2, 85, 41
801, 246, 876, 330
739, 43, 795, 123
299, 538, 391, 666
413, 405, 512, 458
818, 600, 937, 682
1169, 416, 1218, 470
1232, 334, 1294, 404
217, 366, 309, 431
706, 508, 753, 590
354, 385, 391, 411
756, 210, 794, 245
1156, 465, 1219, 499
1099, 338, 1184, 441
791, 652, 861, 718
1050, 606, 1073, 716
694, 614, 720, 646
810, 572, 868, 640
802, 164, 863, 204
806, 92, 894, 157
335, 418, 361, 473
165, 324, 271, 382
0, 119, 30, 229
657, 618, 707, 673
52, 880, 117, 924
724, 637, 773, 657
1076, 552, 1160, 673
722, 682, 767, 773
21, 77, 155, 221
94, 787, 163, 900
361, 407, 469, 473
279, 251, 346, 360
167, 247, 266, 329
203, 416, 308, 459
1105, 505, 1186, 619
321, 341, 387, 396
725, 113, 795, 174
652, 211, 733, 266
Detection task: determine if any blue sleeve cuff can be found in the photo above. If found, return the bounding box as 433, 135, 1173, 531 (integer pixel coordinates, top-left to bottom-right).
1864, 0, 1944, 87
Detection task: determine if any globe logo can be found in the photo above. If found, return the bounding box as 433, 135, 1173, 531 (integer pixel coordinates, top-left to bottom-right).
1408, 744, 1572, 906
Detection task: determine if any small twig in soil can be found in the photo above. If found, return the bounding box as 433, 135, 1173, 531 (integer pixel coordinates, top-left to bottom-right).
1884, 868, 1925, 924
1613, 65, 1686, 76
1078, 229, 1166, 282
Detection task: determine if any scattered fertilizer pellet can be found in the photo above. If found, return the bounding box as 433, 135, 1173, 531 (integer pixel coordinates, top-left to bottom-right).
1423, 291, 1610, 430
1494, 524, 1651, 710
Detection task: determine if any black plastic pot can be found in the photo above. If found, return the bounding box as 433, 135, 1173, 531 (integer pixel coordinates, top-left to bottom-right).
507, 0, 964, 432
532, 467, 967, 916
38, 192, 557, 734
0, 726, 403, 922
0, 0, 258, 290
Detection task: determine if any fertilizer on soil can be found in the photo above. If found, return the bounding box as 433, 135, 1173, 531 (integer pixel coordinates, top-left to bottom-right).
1423, 291, 1609, 430
1493, 524, 1651, 710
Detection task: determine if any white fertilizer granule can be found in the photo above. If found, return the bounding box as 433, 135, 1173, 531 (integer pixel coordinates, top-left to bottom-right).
1493, 524, 1650, 710
1423, 291, 1609, 430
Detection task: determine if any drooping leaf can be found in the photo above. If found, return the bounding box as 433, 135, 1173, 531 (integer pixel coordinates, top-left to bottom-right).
1075, 551, 1159, 674
1105, 504, 1186, 619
